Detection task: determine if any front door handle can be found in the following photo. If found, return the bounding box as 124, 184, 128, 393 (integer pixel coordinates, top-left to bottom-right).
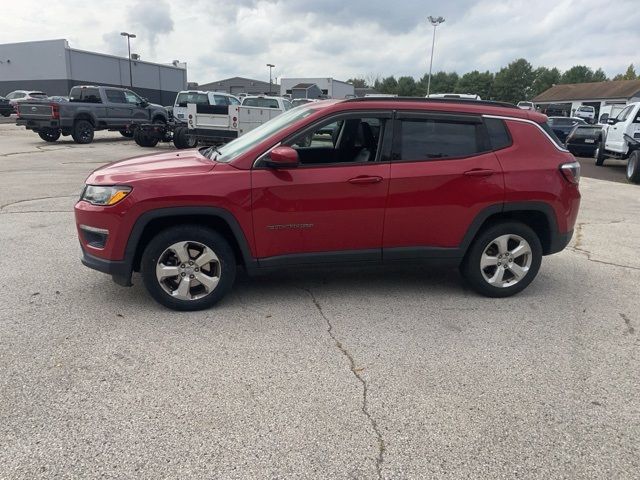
464, 169, 495, 177
348, 176, 383, 184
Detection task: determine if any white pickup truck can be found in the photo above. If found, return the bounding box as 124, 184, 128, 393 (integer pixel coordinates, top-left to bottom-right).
186, 95, 292, 145
596, 101, 640, 183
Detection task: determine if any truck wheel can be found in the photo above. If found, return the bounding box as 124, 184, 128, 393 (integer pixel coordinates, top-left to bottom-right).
38, 128, 61, 142
594, 141, 606, 166
173, 126, 197, 149
141, 226, 237, 311
133, 128, 159, 147
461, 222, 542, 298
119, 129, 134, 138
627, 151, 640, 184
72, 119, 94, 144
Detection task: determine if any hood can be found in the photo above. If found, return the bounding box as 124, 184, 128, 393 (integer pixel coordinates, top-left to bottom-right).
87, 149, 215, 184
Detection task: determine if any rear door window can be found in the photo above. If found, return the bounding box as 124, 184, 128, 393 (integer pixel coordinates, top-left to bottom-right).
395, 116, 485, 160
105, 89, 127, 103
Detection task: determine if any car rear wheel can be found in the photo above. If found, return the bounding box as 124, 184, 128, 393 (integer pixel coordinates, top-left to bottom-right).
72, 119, 94, 144
38, 128, 61, 142
461, 222, 542, 298
133, 128, 159, 147
119, 129, 134, 138
141, 226, 237, 311
627, 150, 640, 184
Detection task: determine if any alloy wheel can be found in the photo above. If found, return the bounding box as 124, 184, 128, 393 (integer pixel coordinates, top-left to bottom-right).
156, 241, 221, 300
480, 234, 533, 288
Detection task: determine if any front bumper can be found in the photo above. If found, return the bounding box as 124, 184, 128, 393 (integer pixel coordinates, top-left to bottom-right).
81, 246, 133, 286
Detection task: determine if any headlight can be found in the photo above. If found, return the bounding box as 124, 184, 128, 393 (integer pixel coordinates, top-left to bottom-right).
81, 185, 132, 206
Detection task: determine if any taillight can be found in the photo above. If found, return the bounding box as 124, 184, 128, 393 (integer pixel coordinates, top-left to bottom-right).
560, 161, 580, 185
51, 103, 60, 119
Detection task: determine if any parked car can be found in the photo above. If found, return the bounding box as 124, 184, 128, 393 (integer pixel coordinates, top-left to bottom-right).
75, 97, 580, 310
565, 124, 603, 157
596, 101, 640, 183
517, 101, 534, 110
547, 116, 587, 142
5, 90, 48, 106
185, 95, 293, 145
0, 96, 13, 117
172, 90, 240, 123
16, 85, 168, 144
574, 105, 596, 123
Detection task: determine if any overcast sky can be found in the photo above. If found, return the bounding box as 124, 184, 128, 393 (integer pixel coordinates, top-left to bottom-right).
2, 0, 637, 84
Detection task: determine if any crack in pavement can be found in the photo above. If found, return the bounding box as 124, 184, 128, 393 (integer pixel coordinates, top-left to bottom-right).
303, 287, 385, 480
568, 220, 640, 271
620, 313, 635, 335
567, 246, 640, 271
0, 194, 78, 211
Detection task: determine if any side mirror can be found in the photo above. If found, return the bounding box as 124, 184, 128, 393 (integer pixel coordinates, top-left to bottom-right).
607, 117, 618, 125
140, 97, 149, 107
265, 146, 299, 168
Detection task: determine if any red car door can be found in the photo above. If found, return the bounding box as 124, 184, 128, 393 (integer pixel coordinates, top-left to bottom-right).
251, 112, 393, 263
383, 112, 505, 258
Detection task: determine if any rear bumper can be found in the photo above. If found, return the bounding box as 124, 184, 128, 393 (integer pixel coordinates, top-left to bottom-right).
81, 247, 132, 287
191, 128, 238, 143
547, 229, 573, 255
17, 118, 60, 130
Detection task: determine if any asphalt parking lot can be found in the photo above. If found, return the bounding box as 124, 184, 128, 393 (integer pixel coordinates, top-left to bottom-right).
1, 123, 639, 479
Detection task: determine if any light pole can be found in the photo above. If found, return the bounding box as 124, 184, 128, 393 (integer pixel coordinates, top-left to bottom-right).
426, 16, 445, 97
120, 32, 137, 88
266, 63, 275, 94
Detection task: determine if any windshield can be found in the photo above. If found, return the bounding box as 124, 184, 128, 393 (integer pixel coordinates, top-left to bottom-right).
206, 106, 316, 163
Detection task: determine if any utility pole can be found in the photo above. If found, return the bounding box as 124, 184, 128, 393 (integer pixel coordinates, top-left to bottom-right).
426, 16, 445, 97
120, 32, 137, 88
267, 63, 275, 95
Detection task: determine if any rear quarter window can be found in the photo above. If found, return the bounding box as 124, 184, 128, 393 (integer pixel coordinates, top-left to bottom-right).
540, 122, 565, 148
484, 118, 512, 150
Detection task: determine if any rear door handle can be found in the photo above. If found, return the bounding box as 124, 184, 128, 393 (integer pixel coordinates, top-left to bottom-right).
348, 176, 383, 184
464, 169, 495, 177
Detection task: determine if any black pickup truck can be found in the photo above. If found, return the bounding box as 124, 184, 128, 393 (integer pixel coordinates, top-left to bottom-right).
16, 85, 168, 144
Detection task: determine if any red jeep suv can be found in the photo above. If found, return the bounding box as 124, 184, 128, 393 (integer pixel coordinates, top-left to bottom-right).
75, 98, 580, 310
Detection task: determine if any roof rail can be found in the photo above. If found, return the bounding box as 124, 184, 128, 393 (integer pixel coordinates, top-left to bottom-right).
344, 96, 519, 109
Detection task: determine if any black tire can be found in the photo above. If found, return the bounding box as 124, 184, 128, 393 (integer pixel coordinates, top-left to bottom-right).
71, 119, 94, 144
595, 140, 605, 166
133, 128, 159, 147
461, 222, 543, 298
627, 150, 640, 184
1, 112, 10, 117
141, 226, 237, 311
119, 129, 134, 138
173, 126, 197, 149
38, 128, 61, 142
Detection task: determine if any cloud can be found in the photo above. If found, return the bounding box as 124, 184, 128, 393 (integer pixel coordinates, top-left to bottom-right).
127, 0, 174, 56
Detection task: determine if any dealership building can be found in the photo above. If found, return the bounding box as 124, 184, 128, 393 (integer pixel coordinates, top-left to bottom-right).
533, 79, 640, 120
0, 39, 187, 105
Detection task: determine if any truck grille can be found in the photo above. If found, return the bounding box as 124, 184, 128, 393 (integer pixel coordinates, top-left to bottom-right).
18, 104, 52, 118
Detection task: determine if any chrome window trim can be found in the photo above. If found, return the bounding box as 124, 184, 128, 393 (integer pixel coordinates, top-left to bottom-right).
482, 114, 570, 153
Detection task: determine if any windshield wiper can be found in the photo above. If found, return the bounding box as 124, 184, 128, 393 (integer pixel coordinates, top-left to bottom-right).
203, 145, 222, 160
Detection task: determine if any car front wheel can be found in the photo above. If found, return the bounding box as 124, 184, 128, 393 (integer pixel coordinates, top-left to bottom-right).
141, 226, 237, 311
595, 141, 606, 166
461, 222, 542, 298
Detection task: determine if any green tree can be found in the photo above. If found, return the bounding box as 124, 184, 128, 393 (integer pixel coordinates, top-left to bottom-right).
417, 71, 459, 95
454, 70, 494, 99
396, 76, 418, 96
347, 78, 367, 88
619, 64, 637, 80
592, 68, 608, 82
531, 67, 561, 97
560, 65, 594, 84
377, 76, 398, 94
492, 58, 534, 103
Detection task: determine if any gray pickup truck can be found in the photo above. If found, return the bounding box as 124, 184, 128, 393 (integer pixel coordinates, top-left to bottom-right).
16, 85, 168, 144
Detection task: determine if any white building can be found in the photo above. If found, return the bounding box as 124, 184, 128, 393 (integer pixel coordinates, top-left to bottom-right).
280, 77, 354, 99
532, 79, 640, 121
